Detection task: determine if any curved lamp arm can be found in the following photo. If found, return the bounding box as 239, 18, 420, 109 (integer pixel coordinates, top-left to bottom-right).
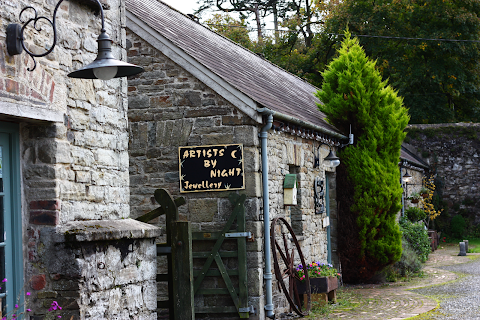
6, 0, 143, 79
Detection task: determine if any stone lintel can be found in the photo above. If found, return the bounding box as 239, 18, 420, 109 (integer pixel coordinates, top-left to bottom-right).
55, 219, 161, 243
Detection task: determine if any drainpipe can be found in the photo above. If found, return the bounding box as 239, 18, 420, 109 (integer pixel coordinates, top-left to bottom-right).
258, 107, 275, 319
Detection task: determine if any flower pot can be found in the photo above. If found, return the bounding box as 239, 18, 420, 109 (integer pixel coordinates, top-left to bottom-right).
421, 193, 428, 198
296, 276, 338, 294
410, 198, 419, 204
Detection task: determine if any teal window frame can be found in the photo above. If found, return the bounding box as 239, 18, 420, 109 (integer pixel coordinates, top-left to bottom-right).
0, 122, 23, 315
326, 175, 331, 264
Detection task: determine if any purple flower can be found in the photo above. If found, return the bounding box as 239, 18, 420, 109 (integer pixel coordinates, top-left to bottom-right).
27, 309, 32, 312
15, 304, 19, 308
49, 301, 62, 311
1, 278, 6, 283
26, 292, 31, 296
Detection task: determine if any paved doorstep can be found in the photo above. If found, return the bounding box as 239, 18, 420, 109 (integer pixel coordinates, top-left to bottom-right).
314, 245, 478, 320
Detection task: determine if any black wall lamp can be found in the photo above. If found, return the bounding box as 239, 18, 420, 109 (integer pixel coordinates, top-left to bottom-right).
402, 169, 413, 183
314, 144, 340, 168
6, 0, 143, 80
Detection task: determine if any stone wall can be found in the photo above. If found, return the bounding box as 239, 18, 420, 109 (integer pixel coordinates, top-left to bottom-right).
1, 0, 159, 318
405, 123, 480, 229
126, 29, 339, 318
266, 131, 338, 310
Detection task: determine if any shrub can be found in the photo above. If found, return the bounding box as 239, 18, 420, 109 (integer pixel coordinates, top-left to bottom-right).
316, 32, 408, 283
405, 207, 426, 223
451, 215, 467, 239
400, 217, 431, 263
395, 239, 423, 275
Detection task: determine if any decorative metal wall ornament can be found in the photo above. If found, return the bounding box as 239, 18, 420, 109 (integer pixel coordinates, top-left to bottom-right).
6, 0, 143, 79
314, 177, 325, 214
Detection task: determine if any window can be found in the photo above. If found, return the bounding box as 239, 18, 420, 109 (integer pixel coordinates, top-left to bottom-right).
0, 122, 22, 316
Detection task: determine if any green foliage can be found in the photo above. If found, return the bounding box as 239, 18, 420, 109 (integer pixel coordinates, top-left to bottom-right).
388, 239, 423, 280
204, 14, 254, 49
323, 0, 480, 124
405, 207, 426, 223
451, 215, 467, 239
316, 33, 408, 282
400, 217, 431, 263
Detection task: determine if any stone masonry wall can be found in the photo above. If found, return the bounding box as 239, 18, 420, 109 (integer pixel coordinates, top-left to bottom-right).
405, 123, 480, 230
266, 131, 338, 311
0, 0, 159, 318
126, 29, 339, 318
125, 30, 265, 319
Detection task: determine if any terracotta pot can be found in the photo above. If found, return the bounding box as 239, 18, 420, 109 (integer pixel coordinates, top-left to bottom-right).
296, 276, 339, 294
411, 198, 420, 203
421, 193, 428, 198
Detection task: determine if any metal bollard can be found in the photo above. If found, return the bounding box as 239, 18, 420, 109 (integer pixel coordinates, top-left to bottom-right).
463, 240, 469, 253
458, 241, 466, 256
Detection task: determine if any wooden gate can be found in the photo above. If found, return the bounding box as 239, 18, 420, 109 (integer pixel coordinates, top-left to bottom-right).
136, 189, 252, 319
192, 193, 252, 318
136, 188, 194, 319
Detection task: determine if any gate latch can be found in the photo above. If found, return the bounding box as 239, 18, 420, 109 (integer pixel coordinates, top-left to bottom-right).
225, 232, 254, 241
239, 305, 256, 314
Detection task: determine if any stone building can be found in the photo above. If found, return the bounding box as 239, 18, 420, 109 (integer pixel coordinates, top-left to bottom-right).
400, 144, 430, 213
0, 0, 158, 318
125, 0, 347, 318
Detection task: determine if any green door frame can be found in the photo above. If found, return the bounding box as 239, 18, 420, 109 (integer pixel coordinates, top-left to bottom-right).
0, 122, 22, 315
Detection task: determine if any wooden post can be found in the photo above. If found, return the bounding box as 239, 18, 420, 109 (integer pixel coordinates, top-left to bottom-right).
172, 221, 194, 319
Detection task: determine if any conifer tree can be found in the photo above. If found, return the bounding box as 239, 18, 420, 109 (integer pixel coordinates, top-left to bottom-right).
316, 33, 409, 282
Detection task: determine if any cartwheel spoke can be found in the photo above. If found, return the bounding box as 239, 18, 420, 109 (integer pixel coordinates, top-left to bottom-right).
270, 217, 311, 317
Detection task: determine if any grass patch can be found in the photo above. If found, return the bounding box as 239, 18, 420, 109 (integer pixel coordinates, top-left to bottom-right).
443, 238, 480, 253
307, 288, 360, 318
467, 239, 480, 253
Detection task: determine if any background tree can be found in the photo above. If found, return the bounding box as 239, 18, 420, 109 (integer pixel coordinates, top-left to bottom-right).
316, 33, 409, 283
204, 13, 254, 49
197, 1, 338, 86
196, 0, 277, 42
322, 0, 480, 123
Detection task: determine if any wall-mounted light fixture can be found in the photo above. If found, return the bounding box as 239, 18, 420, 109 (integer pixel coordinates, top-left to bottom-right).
6, 0, 143, 80
402, 170, 413, 183
314, 145, 340, 168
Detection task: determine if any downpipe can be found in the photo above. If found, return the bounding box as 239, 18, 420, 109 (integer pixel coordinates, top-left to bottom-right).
258, 108, 275, 319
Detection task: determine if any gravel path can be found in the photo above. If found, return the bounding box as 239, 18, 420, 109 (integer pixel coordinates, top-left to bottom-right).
412, 254, 480, 319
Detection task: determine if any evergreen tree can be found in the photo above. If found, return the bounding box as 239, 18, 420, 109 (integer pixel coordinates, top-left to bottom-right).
316, 33, 409, 282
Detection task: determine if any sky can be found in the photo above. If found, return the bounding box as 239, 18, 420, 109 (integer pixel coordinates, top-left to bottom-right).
161, 0, 201, 15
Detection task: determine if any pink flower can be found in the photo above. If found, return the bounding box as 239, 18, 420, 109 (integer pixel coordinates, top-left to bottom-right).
1, 278, 6, 283
27, 309, 32, 312
15, 304, 19, 308
26, 292, 31, 296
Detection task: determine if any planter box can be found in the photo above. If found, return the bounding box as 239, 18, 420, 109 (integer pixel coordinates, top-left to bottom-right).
297, 276, 339, 307
296, 276, 338, 294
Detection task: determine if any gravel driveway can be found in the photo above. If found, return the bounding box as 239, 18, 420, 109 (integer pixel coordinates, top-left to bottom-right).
412, 252, 480, 320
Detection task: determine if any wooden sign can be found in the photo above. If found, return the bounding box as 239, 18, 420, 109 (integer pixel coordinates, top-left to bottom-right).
179, 144, 245, 193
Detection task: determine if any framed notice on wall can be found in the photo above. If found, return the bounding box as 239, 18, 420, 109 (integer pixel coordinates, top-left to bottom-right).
179, 144, 245, 193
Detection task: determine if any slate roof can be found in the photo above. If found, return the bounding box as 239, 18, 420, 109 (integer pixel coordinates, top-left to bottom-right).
400, 145, 429, 170
126, 0, 343, 136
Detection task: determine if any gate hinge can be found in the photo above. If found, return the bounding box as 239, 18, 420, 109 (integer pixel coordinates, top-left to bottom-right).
239, 305, 256, 314
225, 232, 254, 241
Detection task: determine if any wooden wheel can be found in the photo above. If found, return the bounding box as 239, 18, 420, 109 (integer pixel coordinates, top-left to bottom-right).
270, 217, 311, 316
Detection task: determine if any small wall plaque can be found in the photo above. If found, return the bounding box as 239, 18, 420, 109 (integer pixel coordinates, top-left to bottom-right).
179, 144, 244, 193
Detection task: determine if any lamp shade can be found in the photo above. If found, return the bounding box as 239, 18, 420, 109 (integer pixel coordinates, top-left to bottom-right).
324, 149, 340, 168
402, 170, 413, 183
68, 31, 143, 80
